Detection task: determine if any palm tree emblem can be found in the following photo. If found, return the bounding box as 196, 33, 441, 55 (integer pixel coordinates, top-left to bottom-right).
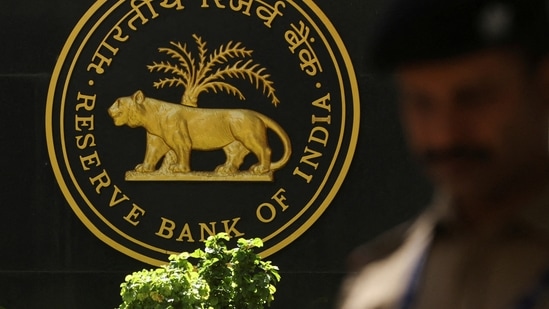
147, 34, 280, 107
109, 34, 291, 181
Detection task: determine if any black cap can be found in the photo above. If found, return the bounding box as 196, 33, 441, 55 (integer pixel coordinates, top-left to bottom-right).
368, 0, 549, 70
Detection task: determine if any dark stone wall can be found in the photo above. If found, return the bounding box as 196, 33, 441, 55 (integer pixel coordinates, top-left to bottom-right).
0, 1, 431, 308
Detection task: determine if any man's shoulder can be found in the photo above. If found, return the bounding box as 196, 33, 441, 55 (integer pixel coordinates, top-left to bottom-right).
338, 213, 436, 308
346, 221, 414, 272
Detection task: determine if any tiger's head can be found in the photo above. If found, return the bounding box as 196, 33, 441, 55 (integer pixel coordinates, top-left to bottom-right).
108, 90, 146, 128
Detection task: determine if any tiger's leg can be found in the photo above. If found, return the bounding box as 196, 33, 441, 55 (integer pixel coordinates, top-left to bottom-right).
158, 150, 177, 172
215, 141, 249, 175
242, 133, 272, 174
249, 147, 272, 174
168, 126, 192, 173
135, 133, 170, 172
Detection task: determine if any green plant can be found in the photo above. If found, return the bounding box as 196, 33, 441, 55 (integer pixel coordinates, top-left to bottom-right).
118, 233, 280, 309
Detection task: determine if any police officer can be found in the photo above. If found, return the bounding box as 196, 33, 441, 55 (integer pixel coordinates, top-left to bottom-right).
339, 0, 549, 308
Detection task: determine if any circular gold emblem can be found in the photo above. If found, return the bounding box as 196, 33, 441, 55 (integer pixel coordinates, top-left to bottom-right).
46, 0, 359, 265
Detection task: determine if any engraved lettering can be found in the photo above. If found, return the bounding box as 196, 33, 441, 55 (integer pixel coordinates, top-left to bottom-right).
160, 0, 185, 10
271, 188, 289, 211
203, 0, 283, 27
123, 204, 146, 226
222, 218, 245, 237
257, 203, 277, 223
87, 42, 119, 74
293, 147, 322, 183
309, 126, 329, 147
128, 0, 159, 31
155, 218, 245, 242
201, 0, 225, 8
176, 223, 195, 242
256, 188, 289, 223
299, 48, 322, 76
109, 185, 130, 207
293, 166, 313, 183
285, 20, 309, 53
75, 115, 94, 132
254, 0, 285, 28
112, 26, 129, 43
293, 92, 332, 183
199, 222, 217, 241
230, 0, 253, 16
80, 151, 101, 171
89, 169, 111, 194
312, 92, 331, 111
312, 114, 331, 125
299, 146, 322, 170
75, 134, 97, 150
75, 92, 97, 111
156, 217, 177, 239
285, 21, 322, 76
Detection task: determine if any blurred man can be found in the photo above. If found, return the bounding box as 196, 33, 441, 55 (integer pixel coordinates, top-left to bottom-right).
339, 0, 549, 308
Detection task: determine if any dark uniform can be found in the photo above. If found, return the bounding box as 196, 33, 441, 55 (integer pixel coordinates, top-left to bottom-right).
339, 0, 549, 308
339, 192, 549, 308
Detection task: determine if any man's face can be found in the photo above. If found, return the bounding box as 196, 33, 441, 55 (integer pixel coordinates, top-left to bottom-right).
397, 49, 549, 200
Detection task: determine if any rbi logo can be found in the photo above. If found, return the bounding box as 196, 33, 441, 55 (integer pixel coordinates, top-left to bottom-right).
46, 0, 360, 266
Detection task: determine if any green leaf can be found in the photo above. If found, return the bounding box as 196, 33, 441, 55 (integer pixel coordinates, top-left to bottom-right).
117, 233, 280, 309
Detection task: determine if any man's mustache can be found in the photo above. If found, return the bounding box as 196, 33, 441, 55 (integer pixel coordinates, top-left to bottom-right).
418, 146, 491, 166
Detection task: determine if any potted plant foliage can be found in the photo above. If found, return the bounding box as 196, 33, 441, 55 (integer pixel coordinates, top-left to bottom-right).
118, 233, 280, 309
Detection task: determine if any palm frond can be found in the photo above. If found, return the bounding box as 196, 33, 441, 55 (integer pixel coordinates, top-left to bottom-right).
148, 37, 280, 107
197, 82, 246, 101
147, 61, 189, 81
157, 42, 195, 80
152, 77, 187, 89
209, 41, 253, 65
171, 41, 197, 86
193, 34, 208, 78
201, 60, 280, 106
197, 41, 254, 84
